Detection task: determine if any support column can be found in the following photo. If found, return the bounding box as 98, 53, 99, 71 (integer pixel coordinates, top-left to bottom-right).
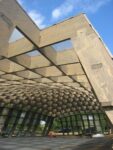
9, 109, 22, 136
44, 117, 54, 136
31, 113, 42, 136
0, 107, 5, 134
59, 118, 64, 136
64, 117, 69, 135
74, 114, 80, 135
1, 108, 14, 136
98, 113, 104, 133
17, 110, 31, 136
69, 116, 74, 135
80, 113, 85, 134
24, 111, 37, 136
42, 116, 51, 136
92, 113, 97, 132
72, 30, 113, 107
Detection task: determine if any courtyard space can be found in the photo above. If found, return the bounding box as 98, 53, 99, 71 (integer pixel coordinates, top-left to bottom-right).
0, 136, 112, 150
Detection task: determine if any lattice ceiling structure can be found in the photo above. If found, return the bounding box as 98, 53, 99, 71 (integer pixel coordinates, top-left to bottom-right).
0, 0, 113, 136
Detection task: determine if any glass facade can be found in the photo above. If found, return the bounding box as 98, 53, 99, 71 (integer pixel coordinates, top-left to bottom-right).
0, 105, 109, 137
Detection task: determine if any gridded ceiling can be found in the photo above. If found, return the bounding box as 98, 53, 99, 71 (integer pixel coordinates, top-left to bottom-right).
0, 84, 101, 117
0, 28, 91, 92
1, 0, 108, 120
0, 28, 99, 118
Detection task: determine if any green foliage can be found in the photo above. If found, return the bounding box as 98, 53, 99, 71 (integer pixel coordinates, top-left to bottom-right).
52, 119, 61, 131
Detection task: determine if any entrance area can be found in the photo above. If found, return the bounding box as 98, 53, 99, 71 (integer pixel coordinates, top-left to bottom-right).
0, 106, 110, 137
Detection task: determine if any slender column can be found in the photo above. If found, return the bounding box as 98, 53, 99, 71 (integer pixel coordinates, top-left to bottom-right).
42, 116, 53, 136
9, 109, 22, 136
0, 107, 5, 135
74, 114, 80, 135
92, 113, 97, 132
0, 107, 4, 116
98, 113, 104, 133
1, 108, 14, 136
59, 118, 64, 135
45, 117, 54, 136
86, 113, 90, 129
103, 114, 110, 133
70, 116, 74, 135
80, 113, 85, 134
85, 113, 91, 135
24, 111, 37, 136
64, 117, 69, 135
17, 110, 31, 136
31, 113, 42, 136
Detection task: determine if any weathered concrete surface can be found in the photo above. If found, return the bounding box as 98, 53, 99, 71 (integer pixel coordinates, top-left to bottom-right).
0, 136, 112, 150
0, 0, 113, 127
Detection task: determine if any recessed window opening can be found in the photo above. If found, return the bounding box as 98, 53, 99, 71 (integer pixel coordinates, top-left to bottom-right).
52, 39, 73, 52
8, 28, 24, 43
26, 50, 41, 57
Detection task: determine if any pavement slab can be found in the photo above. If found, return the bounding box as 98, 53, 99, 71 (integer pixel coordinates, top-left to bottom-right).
0, 136, 112, 150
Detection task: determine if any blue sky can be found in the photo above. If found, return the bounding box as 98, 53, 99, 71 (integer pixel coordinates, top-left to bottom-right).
17, 0, 113, 54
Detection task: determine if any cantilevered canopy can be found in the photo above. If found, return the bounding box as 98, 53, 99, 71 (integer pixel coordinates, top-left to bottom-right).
0, 1, 113, 135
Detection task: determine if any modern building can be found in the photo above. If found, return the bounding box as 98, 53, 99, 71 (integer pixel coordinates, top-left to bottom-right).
0, 0, 113, 137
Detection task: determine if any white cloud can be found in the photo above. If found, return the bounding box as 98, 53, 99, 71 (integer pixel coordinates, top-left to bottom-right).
17, 0, 46, 29
28, 10, 46, 29
52, 0, 75, 19
52, 0, 111, 20
80, 0, 111, 13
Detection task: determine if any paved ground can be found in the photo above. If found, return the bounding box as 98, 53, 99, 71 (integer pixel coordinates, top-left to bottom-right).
0, 136, 112, 150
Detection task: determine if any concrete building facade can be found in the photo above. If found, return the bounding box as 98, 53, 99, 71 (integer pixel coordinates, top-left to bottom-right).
0, 0, 113, 137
